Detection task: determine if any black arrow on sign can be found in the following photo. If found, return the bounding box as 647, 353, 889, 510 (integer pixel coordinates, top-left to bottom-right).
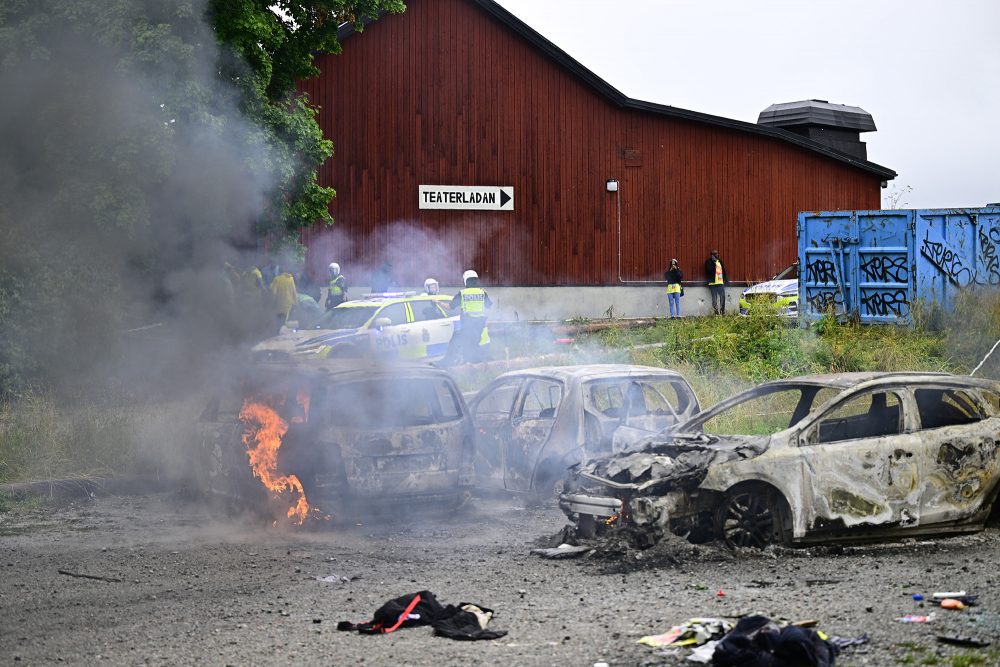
499, 189, 511, 207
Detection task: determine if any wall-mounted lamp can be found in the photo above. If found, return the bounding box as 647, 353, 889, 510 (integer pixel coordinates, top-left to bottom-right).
606, 179, 619, 192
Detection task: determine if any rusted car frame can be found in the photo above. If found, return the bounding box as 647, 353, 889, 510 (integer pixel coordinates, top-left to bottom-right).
560, 372, 1000, 547
469, 365, 699, 496
197, 359, 474, 516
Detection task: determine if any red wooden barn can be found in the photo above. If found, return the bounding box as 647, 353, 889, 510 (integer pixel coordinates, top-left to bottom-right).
297, 0, 894, 289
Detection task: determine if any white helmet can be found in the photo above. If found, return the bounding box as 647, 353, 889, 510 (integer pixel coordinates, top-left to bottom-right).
423, 278, 439, 294
328, 262, 340, 276
462, 269, 478, 285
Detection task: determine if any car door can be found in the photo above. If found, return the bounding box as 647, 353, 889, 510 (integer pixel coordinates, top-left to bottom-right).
911, 385, 1000, 526
470, 378, 522, 488
407, 299, 454, 357
504, 378, 563, 492
798, 388, 923, 532
370, 302, 412, 357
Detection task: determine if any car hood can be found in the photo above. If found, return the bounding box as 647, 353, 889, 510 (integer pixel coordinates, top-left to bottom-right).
252, 328, 362, 356
742, 279, 797, 296
570, 432, 769, 493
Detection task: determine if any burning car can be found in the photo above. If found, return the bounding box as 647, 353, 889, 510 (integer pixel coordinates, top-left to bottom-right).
469, 365, 699, 496
739, 261, 798, 317
196, 358, 474, 522
560, 372, 1000, 547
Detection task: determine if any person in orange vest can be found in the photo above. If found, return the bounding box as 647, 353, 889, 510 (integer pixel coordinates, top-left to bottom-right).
705, 250, 728, 315
270, 269, 298, 332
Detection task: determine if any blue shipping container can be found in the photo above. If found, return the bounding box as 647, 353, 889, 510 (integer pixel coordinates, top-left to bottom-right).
798, 206, 1000, 324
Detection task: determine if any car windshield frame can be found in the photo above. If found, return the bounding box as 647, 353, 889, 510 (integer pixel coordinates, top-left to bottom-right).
313, 305, 380, 330
675, 381, 844, 435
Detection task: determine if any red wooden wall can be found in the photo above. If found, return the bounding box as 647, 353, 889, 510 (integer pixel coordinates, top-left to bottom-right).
298, 0, 883, 286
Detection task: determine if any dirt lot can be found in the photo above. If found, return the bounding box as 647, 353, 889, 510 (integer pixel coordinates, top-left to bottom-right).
1, 492, 999, 666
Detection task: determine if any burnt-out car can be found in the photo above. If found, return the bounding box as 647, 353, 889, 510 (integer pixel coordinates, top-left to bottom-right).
469, 365, 699, 496
560, 372, 1000, 547
196, 359, 474, 520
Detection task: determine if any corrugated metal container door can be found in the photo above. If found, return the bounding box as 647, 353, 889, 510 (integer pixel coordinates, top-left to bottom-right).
915, 208, 1000, 311
799, 210, 914, 323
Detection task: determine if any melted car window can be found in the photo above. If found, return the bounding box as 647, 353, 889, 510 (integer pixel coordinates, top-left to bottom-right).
700, 388, 805, 436
587, 382, 626, 417
815, 391, 902, 443
518, 379, 562, 420
915, 388, 987, 429
636, 380, 686, 415
475, 382, 520, 418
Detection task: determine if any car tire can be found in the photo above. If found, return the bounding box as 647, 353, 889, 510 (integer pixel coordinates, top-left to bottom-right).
714, 485, 792, 549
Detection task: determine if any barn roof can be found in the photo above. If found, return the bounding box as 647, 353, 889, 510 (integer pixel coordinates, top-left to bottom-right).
336, 0, 896, 181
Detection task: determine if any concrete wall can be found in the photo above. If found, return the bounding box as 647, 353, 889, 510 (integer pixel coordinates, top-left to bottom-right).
337, 286, 745, 321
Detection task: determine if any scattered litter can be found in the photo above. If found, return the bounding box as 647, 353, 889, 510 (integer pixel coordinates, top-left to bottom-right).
829, 634, 870, 649
315, 574, 356, 584
337, 590, 506, 640
712, 615, 837, 667
57, 569, 121, 583
912, 593, 924, 601
716, 590, 725, 598
936, 635, 991, 648
805, 579, 842, 587
686, 639, 718, 663
790, 620, 819, 628
530, 544, 593, 559
932, 593, 978, 607
940, 598, 967, 611
639, 618, 733, 648
897, 613, 935, 623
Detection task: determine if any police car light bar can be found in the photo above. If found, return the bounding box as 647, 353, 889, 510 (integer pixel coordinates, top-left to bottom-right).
364, 291, 418, 298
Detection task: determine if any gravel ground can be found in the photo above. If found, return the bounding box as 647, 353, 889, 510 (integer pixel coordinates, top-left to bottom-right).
1, 493, 999, 666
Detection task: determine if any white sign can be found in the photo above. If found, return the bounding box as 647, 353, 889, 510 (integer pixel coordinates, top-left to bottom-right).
419, 185, 514, 211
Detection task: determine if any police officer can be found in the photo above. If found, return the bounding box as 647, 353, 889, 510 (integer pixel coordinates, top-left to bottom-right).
449, 269, 492, 363
423, 277, 440, 295
326, 262, 348, 310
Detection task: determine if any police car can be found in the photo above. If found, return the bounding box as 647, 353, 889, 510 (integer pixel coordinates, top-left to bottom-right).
739, 262, 799, 317
253, 292, 464, 361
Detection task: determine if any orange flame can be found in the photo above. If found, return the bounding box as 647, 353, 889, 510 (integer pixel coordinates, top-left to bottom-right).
239, 399, 310, 524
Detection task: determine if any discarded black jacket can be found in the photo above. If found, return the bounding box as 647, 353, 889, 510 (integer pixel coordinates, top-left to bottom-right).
337, 590, 506, 641
712, 615, 838, 667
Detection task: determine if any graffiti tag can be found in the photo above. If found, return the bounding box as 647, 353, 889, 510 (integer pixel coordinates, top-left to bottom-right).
806, 290, 844, 313
979, 226, 1000, 286
860, 289, 909, 318
921, 238, 974, 286
859, 254, 908, 283
806, 258, 838, 285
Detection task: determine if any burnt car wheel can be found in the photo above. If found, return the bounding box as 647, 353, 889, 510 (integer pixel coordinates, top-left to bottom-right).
715, 487, 792, 549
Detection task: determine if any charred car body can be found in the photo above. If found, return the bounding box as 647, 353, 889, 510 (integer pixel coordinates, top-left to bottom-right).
469, 365, 699, 495
197, 359, 474, 519
560, 372, 1000, 547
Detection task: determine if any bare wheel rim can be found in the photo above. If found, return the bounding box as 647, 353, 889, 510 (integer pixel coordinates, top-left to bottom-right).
719, 491, 775, 548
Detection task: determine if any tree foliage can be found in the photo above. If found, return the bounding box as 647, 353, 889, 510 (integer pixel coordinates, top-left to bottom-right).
0, 0, 404, 395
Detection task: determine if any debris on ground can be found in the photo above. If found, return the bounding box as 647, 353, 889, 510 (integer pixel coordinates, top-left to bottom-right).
529, 543, 593, 559
57, 569, 122, 583
638, 617, 732, 648
896, 613, 935, 623
936, 635, 991, 648
337, 590, 507, 640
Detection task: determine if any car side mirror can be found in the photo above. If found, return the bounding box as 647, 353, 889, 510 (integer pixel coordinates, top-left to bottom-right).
374, 317, 392, 328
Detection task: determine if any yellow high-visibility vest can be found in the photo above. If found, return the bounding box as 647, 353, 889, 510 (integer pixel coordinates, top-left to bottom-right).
460, 288, 487, 316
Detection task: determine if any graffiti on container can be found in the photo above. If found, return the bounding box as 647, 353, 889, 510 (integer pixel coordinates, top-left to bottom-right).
806, 258, 838, 285
921, 238, 974, 287
860, 289, 909, 318
978, 226, 1000, 286
859, 255, 908, 284
806, 290, 844, 313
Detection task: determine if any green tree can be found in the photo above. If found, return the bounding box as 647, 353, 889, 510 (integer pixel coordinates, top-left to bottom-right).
0, 0, 403, 395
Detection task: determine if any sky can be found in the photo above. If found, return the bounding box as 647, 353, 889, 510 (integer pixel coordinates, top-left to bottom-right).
493, 0, 1000, 210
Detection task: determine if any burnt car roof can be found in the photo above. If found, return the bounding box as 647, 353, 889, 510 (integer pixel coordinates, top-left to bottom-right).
752, 371, 997, 391
491, 364, 688, 383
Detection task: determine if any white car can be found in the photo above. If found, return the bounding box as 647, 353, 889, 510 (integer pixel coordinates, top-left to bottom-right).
739, 262, 798, 317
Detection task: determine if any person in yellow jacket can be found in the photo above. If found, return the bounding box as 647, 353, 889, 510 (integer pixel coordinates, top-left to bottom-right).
446, 269, 492, 364
705, 250, 728, 315
270, 271, 298, 332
